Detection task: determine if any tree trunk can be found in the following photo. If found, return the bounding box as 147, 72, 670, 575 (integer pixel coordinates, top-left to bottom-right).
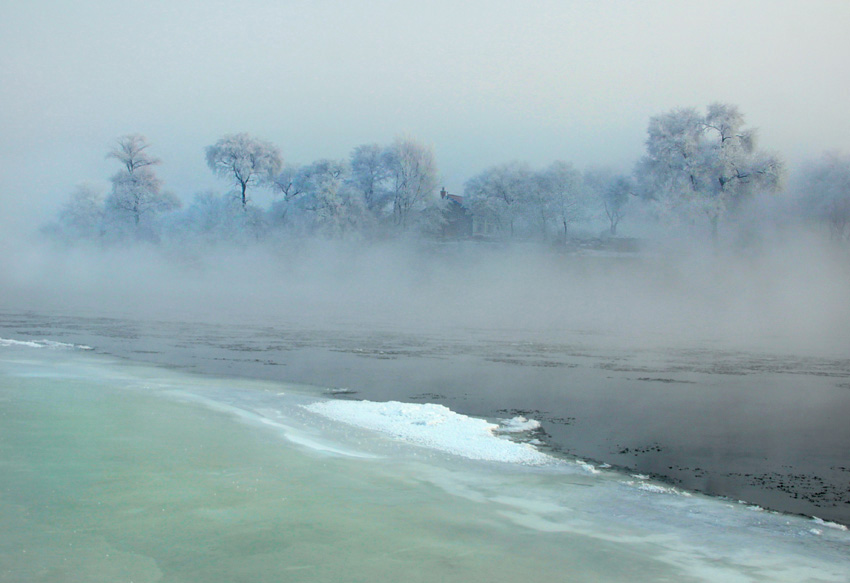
241, 182, 248, 209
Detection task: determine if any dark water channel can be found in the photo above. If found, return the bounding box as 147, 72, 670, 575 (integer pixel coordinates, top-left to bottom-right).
3, 310, 849, 525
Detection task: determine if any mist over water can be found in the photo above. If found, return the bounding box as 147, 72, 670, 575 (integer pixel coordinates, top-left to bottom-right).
3, 227, 850, 522
4, 2, 850, 579
6, 229, 850, 357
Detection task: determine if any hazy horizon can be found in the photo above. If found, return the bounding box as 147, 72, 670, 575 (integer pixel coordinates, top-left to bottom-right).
4, 4, 850, 574
3, 0, 850, 360
2, 1, 850, 236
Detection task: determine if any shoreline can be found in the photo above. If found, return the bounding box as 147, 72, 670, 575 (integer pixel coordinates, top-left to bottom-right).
1, 309, 849, 526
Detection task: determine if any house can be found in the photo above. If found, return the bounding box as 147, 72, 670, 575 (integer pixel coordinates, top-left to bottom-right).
439, 187, 473, 238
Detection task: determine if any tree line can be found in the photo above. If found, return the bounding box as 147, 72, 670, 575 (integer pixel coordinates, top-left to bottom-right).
45, 103, 850, 247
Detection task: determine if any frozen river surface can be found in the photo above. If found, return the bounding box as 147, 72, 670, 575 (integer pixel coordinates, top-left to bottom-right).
2, 310, 848, 526
0, 343, 848, 582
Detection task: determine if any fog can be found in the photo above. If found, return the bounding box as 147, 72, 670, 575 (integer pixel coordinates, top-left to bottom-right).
4, 225, 849, 361
5, 5, 850, 574
2, 1, 850, 231
3, 3, 850, 343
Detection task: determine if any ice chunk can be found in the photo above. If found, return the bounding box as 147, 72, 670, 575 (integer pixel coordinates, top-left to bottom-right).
496, 416, 542, 433
813, 517, 849, 531
623, 480, 692, 496
304, 400, 553, 465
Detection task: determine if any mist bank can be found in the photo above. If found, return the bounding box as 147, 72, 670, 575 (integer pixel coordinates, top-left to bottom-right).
4, 229, 850, 358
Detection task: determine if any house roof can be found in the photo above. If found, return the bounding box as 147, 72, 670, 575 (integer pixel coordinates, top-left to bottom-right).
440, 187, 467, 208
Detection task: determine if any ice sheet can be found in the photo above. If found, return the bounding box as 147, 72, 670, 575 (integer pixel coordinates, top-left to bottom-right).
304, 400, 553, 464
2, 342, 849, 582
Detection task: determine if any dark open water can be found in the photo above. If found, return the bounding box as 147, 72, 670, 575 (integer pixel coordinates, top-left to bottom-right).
2, 309, 848, 525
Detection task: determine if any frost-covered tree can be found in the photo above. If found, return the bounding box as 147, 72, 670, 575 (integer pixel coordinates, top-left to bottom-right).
794, 151, 850, 240
205, 133, 283, 208
294, 159, 366, 236
271, 159, 374, 238
267, 162, 305, 231
602, 176, 632, 236
169, 191, 266, 244
51, 184, 105, 242
636, 103, 783, 238
464, 162, 533, 238
106, 168, 176, 227
349, 143, 390, 213
272, 163, 305, 202
107, 134, 160, 174
536, 161, 585, 242
383, 136, 439, 229
585, 168, 632, 236
104, 135, 179, 232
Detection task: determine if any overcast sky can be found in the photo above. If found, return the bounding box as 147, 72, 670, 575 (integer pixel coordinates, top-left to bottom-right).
2, 0, 849, 228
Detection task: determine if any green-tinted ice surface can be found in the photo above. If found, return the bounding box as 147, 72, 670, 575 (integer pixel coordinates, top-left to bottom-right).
0, 352, 687, 583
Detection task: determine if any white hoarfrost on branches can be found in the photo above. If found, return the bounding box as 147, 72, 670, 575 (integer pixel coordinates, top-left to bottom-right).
42, 108, 799, 249
206, 133, 283, 208
268, 136, 440, 238
601, 176, 632, 237
794, 151, 850, 240
104, 134, 179, 234
167, 191, 267, 245
106, 169, 175, 225
107, 133, 160, 174
61, 184, 104, 235
464, 161, 533, 238
636, 103, 784, 238
383, 136, 439, 229
536, 161, 586, 242
50, 184, 105, 241
584, 168, 633, 236
293, 159, 370, 237
349, 143, 390, 213
273, 163, 305, 202
465, 161, 593, 241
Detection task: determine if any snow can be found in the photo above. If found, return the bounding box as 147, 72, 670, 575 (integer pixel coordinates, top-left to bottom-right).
0, 337, 92, 350
623, 479, 692, 497
575, 460, 602, 474
813, 517, 849, 532
3, 347, 848, 582
495, 415, 541, 433
303, 400, 553, 465
0, 338, 43, 348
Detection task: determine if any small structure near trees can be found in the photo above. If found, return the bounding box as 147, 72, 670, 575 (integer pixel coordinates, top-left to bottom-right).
439, 188, 473, 239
